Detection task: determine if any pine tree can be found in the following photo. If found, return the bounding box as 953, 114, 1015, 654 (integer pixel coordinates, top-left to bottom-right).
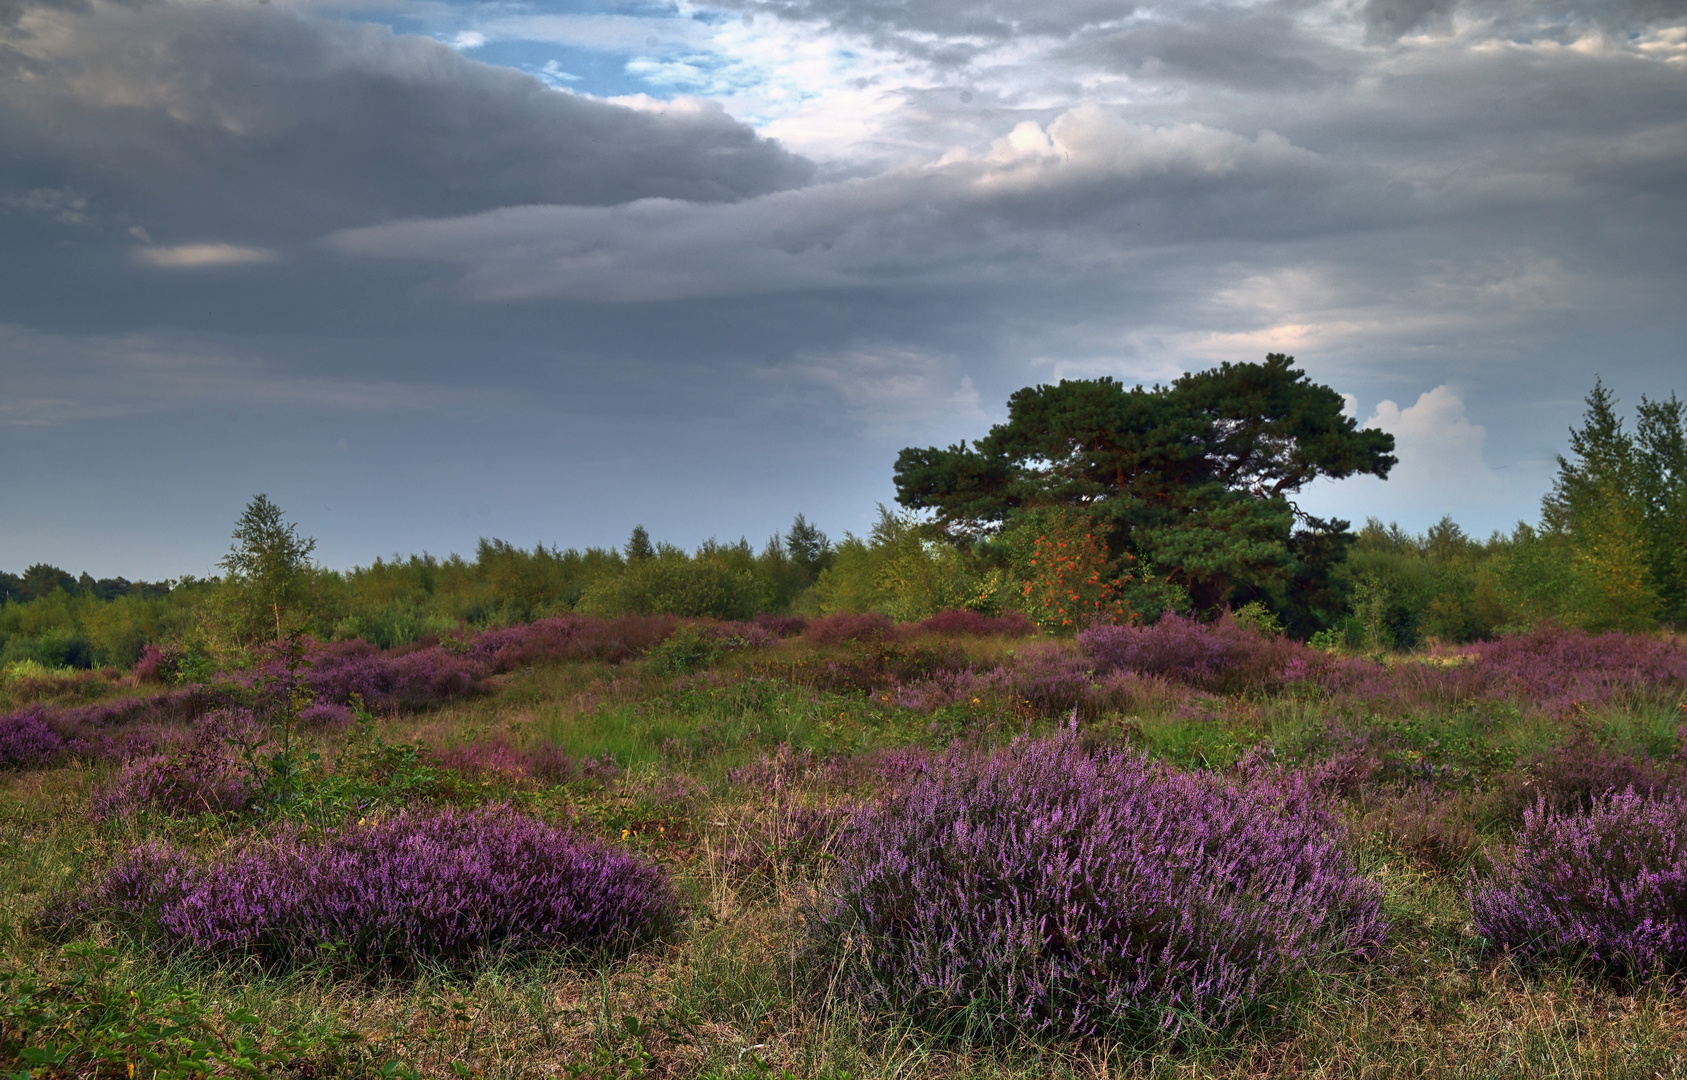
1541, 381, 1657, 631
1634, 394, 1687, 625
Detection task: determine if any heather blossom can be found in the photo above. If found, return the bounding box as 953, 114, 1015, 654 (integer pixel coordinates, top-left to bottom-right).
62, 806, 680, 972
1470, 787, 1687, 980
812, 731, 1387, 1039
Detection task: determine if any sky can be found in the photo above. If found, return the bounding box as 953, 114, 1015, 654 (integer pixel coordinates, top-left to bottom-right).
0, 0, 1682, 579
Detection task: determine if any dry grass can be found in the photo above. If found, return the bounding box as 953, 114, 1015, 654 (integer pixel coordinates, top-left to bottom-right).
4, 643, 1686, 1079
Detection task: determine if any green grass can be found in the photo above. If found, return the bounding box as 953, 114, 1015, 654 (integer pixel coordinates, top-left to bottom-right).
4, 634, 1685, 1078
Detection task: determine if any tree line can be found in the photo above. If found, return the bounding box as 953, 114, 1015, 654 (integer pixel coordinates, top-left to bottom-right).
2, 360, 1680, 674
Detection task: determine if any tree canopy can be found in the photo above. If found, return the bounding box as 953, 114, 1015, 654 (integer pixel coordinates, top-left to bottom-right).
893, 354, 1396, 618
220, 494, 318, 644
1539, 381, 1685, 629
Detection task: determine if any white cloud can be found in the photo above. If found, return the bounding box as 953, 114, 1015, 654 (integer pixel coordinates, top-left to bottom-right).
1300, 384, 1513, 530
133, 243, 278, 268
1364, 385, 1495, 488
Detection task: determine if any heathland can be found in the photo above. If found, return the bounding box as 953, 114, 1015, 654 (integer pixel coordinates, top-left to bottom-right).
1, 364, 1684, 1078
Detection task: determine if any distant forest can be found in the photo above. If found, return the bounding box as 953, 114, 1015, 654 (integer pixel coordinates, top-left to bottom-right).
3, 368, 1681, 676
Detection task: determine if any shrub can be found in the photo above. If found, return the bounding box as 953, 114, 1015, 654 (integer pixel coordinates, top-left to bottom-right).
1079, 613, 1303, 693
644, 622, 769, 674
130, 642, 183, 685
274, 641, 479, 714
456, 614, 678, 670
1291, 624, 1687, 717
1524, 728, 1678, 814
1355, 785, 1485, 872
812, 732, 1386, 1039
62, 806, 679, 973
1470, 788, 1687, 980
298, 700, 355, 729
0, 706, 68, 767
754, 613, 808, 638
805, 612, 893, 645
91, 715, 256, 820
910, 610, 1035, 638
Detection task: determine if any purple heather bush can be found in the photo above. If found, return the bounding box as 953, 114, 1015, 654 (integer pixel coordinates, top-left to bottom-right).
813, 731, 1386, 1039
245, 640, 478, 716
890, 645, 1188, 719
0, 688, 215, 767
754, 613, 809, 638
92, 713, 257, 820
65, 806, 679, 972
0, 706, 68, 767
909, 610, 1036, 638
805, 612, 894, 645
298, 700, 356, 729
1290, 625, 1687, 716
1470, 788, 1687, 980
456, 614, 679, 671
1080, 613, 1301, 694
706, 620, 776, 648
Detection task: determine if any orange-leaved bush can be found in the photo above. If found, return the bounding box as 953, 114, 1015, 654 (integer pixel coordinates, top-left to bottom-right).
1021, 529, 1139, 631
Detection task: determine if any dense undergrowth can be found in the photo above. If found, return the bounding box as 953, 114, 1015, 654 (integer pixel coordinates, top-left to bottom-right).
3, 612, 1686, 1077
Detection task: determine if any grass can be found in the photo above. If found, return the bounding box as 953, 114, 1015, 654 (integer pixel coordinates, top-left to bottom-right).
4, 629, 1686, 1078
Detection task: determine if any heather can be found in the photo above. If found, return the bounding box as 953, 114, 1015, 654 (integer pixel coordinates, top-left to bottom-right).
58, 807, 680, 974
812, 732, 1386, 1040
91, 713, 257, 820
5, 618, 1687, 1075
1471, 789, 1687, 981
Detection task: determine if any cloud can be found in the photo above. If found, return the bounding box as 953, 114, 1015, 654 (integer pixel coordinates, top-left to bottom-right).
1301, 384, 1523, 530
0, 0, 813, 256
0, 0, 1682, 567
134, 243, 278, 268
1364, 386, 1496, 489
326, 106, 1344, 302
2, 187, 91, 225
777, 345, 985, 439
0, 322, 501, 426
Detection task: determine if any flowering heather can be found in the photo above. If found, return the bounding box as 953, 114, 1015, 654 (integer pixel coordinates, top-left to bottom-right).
92, 715, 256, 820
243, 640, 478, 716
754, 613, 809, 638
298, 700, 355, 729
1080, 613, 1302, 693
0, 688, 214, 766
242, 615, 689, 716
909, 610, 1035, 638
813, 732, 1386, 1039
1291, 626, 1687, 715
889, 644, 1189, 719
0, 707, 67, 767
705, 620, 776, 648
66, 806, 679, 972
1470, 788, 1687, 980
455, 614, 679, 671
1462, 626, 1686, 709
805, 612, 893, 645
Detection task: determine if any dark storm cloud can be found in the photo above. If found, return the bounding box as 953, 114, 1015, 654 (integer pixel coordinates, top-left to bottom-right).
326, 112, 1388, 302
0, 0, 1682, 574
1361, 0, 1682, 43
735, 0, 1135, 63
0, 0, 812, 254
1061, 6, 1363, 92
